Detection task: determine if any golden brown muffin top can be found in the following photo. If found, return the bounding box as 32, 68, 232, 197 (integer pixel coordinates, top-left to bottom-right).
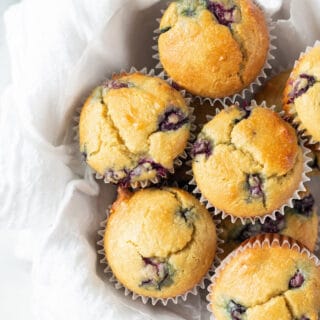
192, 105, 304, 218
79, 72, 190, 185
159, 0, 269, 98
105, 187, 217, 299
283, 45, 320, 142
210, 235, 320, 320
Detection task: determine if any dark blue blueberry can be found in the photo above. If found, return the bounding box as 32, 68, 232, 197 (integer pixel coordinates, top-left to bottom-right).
158, 107, 189, 131
191, 139, 212, 158
236, 214, 286, 242
261, 214, 286, 233
106, 160, 168, 186
287, 74, 316, 104
103, 79, 131, 89
247, 174, 264, 198
289, 270, 305, 289
207, 1, 237, 26
300, 316, 310, 320
140, 257, 172, 290
227, 300, 246, 320
292, 194, 315, 217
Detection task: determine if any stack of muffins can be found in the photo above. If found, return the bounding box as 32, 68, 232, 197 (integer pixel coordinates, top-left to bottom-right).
78, 0, 320, 318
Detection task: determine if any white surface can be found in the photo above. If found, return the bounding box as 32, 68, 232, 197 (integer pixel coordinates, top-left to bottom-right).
0, 1, 34, 319
1, 0, 320, 319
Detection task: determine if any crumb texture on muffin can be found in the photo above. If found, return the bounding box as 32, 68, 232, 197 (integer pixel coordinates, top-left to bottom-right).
159, 0, 269, 98
104, 187, 217, 298
283, 45, 320, 142
79, 73, 190, 185
210, 239, 320, 320
192, 105, 304, 218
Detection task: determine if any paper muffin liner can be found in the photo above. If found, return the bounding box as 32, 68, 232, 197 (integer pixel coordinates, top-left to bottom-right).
284, 40, 320, 150
152, 1, 277, 106
206, 233, 320, 319
188, 100, 313, 225
96, 187, 224, 306
73, 66, 196, 189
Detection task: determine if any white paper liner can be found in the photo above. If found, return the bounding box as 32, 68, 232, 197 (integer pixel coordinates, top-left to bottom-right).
73, 66, 196, 189
284, 40, 320, 150
152, 1, 277, 105
188, 100, 313, 225
96, 188, 224, 306
206, 233, 320, 319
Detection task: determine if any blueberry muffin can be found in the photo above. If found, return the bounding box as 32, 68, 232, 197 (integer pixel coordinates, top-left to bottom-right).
283, 44, 320, 143
209, 234, 320, 320
255, 70, 291, 112
158, 0, 269, 98
220, 191, 318, 258
192, 105, 305, 219
104, 187, 217, 299
79, 73, 190, 186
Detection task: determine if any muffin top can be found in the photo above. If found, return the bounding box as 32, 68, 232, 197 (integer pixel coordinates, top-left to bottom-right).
192, 105, 304, 218
79, 72, 190, 186
283, 45, 320, 142
209, 235, 320, 320
220, 191, 318, 257
104, 187, 217, 299
255, 70, 291, 112
158, 0, 269, 98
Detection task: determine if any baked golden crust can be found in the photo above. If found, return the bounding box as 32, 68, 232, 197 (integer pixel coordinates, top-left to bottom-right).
283, 45, 320, 142
210, 235, 320, 320
104, 187, 217, 299
158, 0, 269, 98
192, 105, 304, 218
79, 73, 190, 184
255, 70, 291, 112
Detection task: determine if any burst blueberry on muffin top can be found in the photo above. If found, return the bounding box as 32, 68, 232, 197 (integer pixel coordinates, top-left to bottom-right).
79, 72, 190, 186
283, 45, 320, 143
104, 187, 217, 299
158, 0, 269, 98
192, 105, 305, 219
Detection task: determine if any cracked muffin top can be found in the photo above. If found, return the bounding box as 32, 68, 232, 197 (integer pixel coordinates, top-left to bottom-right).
158, 0, 269, 98
255, 70, 291, 112
192, 105, 304, 218
283, 45, 320, 143
220, 191, 318, 258
79, 72, 190, 186
104, 187, 217, 299
209, 235, 320, 320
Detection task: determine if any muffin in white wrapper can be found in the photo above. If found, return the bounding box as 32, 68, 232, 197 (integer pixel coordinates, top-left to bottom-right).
75, 67, 196, 189
207, 233, 320, 320
97, 186, 222, 305
189, 100, 312, 224
152, 0, 277, 105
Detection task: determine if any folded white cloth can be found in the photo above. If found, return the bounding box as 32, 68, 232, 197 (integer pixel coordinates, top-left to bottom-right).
1, 0, 320, 319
